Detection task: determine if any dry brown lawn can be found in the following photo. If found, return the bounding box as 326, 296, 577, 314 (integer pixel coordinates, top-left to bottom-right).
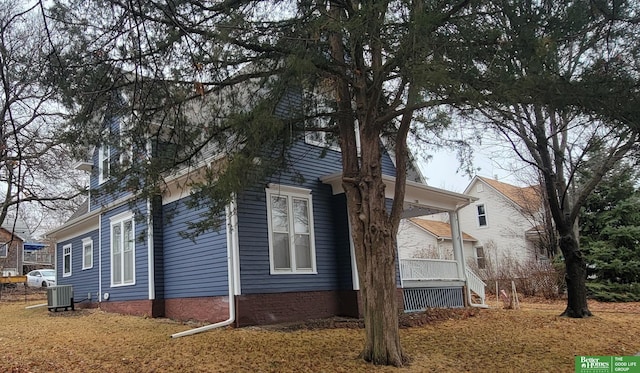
1, 290, 639, 372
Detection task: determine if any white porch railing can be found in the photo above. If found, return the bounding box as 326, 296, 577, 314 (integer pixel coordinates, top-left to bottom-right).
399, 258, 487, 307
400, 258, 459, 281
465, 267, 488, 307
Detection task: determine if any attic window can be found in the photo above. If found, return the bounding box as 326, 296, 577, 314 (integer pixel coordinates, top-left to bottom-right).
477, 204, 487, 227
476, 184, 484, 193
98, 143, 111, 184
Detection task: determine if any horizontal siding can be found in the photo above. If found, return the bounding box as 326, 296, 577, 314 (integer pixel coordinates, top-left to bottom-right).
100, 202, 149, 301
162, 197, 228, 298
239, 141, 351, 294
56, 229, 100, 302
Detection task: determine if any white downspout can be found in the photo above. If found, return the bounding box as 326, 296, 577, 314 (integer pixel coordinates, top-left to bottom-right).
147, 197, 155, 300
98, 215, 102, 302
171, 199, 237, 338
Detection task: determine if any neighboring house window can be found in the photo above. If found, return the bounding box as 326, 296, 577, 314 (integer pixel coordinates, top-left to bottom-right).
110, 212, 135, 286
476, 247, 486, 269
0, 243, 7, 257
477, 204, 487, 227
98, 143, 111, 184
266, 185, 317, 274
82, 238, 93, 270
63, 244, 72, 277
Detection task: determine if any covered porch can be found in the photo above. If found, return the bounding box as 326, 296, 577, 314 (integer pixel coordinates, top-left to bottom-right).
320, 173, 487, 311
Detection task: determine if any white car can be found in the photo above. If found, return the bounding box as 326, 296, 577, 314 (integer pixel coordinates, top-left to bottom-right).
26, 269, 56, 288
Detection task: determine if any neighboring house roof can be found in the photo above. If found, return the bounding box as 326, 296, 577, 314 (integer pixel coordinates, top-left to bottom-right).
409, 218, 476, 241
66, 199, 89, 222
1, 213, 30, 241
475, 176, 542, 214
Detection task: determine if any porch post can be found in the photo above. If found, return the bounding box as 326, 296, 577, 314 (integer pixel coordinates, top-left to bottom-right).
448, 210, 467, 280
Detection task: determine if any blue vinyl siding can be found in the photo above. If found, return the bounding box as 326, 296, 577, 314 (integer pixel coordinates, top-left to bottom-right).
238, 141, 353, 294
100, 202, 149, 301
162, 197, 228, 298
56, 229, 100, 302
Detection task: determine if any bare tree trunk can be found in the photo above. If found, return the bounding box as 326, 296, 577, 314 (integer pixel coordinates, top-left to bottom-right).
559, 232, 592, 318
341, 125, 408, 366
346, 175, 408, 367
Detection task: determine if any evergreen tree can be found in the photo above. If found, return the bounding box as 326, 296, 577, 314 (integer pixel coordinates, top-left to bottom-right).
581, 165, 640, 301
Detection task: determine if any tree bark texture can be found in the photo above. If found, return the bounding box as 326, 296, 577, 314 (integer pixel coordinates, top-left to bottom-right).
342, 130, 408, 367
558, 232, 592, 318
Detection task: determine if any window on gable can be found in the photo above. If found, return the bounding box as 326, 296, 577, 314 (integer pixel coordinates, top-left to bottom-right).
476, 246, 486, 269
119, 121, 133, 168
0, 243, 7, 257
98, 143, 111, 184
63, 244, 72, 277
477, 204, 487, 227
266, 185, 316, 274
82, 238, 93, 270
110, 213, 135, 286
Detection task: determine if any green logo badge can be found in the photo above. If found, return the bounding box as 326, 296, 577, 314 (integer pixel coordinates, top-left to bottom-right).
575, 356, 640, 373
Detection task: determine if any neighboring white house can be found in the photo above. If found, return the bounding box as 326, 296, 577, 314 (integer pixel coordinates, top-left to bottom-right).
398, 217, 477, 261
458, 176, 547, 269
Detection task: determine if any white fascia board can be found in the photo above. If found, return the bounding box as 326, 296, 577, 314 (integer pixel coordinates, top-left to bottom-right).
320, 173, 477, 212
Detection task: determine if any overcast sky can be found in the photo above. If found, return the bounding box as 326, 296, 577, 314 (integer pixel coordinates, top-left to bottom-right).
419, 147, 527, 193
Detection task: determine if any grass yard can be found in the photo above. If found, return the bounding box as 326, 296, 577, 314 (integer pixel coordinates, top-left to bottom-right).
0, 292, 639, 372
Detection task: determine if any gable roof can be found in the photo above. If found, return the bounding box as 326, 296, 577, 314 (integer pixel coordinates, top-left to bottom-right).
408, 218, 476, 241
474, 176, 542, 214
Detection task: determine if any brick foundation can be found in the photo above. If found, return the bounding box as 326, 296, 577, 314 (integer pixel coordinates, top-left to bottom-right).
99, 299, 156, 317
235, 290, 359, 327
85, 288, 404, 325
164, 296, 230, 323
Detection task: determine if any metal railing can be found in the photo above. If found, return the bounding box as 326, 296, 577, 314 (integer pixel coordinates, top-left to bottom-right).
23, 251, 53, 264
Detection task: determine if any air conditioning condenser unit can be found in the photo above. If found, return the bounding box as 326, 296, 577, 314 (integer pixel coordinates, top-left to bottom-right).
47, 285, 74, 312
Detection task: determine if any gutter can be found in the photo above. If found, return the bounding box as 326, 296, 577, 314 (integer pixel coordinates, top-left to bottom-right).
171, 198, 237, 338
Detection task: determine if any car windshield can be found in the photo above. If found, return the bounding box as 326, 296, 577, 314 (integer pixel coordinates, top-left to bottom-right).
40, 270, 55, 277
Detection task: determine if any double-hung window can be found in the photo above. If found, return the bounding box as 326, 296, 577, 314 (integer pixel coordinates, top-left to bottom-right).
0, 243, 7, 257
82, 238, 93, 270
110, 212, 135, 286
477, 204, 487, 227
266, 185, 316, 274
63, 244, 72, 277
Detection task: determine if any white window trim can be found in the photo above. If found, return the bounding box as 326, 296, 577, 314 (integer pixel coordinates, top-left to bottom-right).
110, 211, 136, 287
0, 242, 7, 258
266, 184, 317, 275
82, 237, 94, 270
63, 244, 72, 277
477, 203, 488, 228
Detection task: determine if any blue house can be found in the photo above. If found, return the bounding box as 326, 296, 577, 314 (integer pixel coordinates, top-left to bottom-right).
47, 113, 485, 327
